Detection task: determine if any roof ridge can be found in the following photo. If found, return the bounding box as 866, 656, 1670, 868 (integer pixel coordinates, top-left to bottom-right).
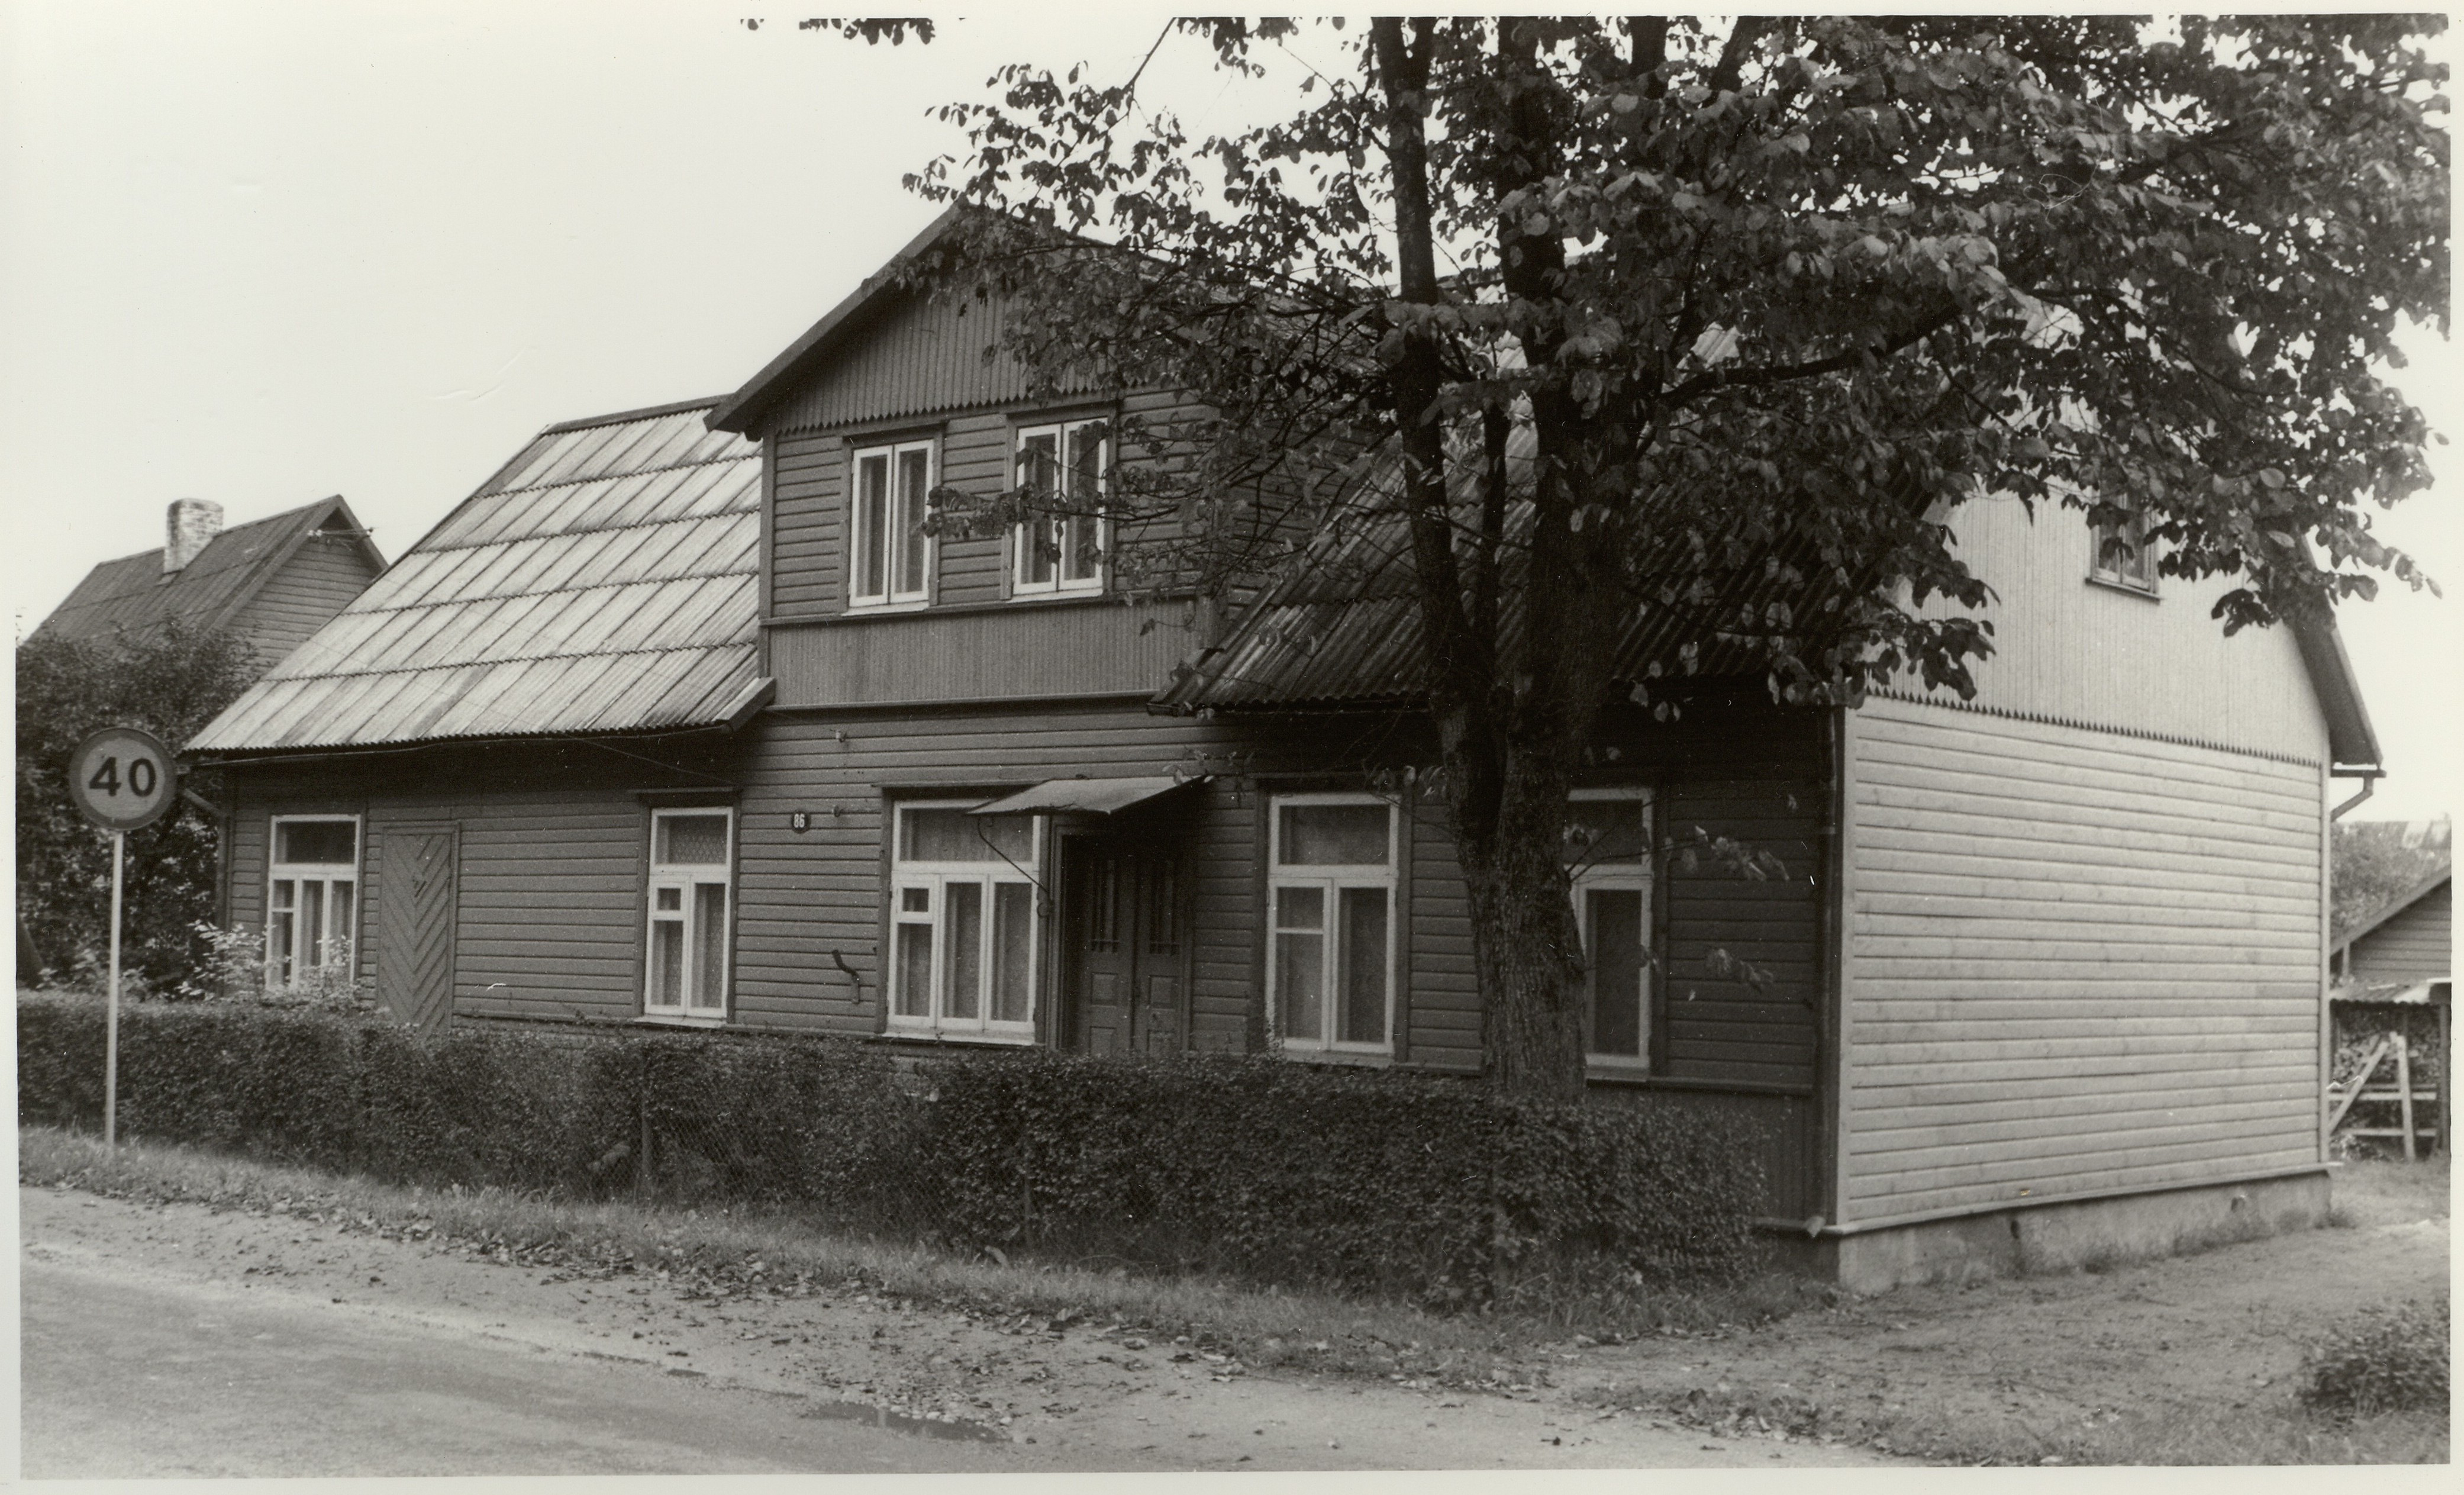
537, 395, 731, 436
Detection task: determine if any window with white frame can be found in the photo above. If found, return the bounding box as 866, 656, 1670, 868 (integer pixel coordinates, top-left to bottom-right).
645, 809, 733, 1019
267, 816, 359, 987
2089, 501, 2157, 593
1011, 417, 1106, 596
1566, 790, 1653, 1067
1269, 795, 1397, 1055
888, 802, 1041, 1040
850, 439, 934, 607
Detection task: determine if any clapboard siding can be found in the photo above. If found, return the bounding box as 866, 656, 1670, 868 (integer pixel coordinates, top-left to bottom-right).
1912, 494, 2332, 763
1840, 694, 2324, 1223
2347, 882, 2450, 982
227, 535, 383, 668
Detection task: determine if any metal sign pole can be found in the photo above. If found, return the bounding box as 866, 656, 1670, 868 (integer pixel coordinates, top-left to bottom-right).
106, 829, 124, 1148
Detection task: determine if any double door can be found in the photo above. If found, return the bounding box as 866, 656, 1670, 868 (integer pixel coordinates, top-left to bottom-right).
1059, 836, 1186, 1054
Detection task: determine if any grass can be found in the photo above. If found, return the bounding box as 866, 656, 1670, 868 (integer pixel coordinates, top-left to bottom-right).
17, 1125, 1813, 1387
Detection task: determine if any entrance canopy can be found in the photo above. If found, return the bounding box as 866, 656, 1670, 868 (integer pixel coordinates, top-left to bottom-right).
969, 775, 1196, 817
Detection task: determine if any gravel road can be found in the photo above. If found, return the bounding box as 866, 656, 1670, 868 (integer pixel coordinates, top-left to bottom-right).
21, 1184, 1891, 1476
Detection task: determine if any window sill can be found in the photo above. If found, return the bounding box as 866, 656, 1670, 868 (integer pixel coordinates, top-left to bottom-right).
1007, 585, 1106, 604
1583, 1059, 1653, 1085
1274, 1046, 1392, 1068
876, 1028, 1037, 1048
636, 1013, 727, 1029
2085, 574, 2161, 602
847, 598, 933, 615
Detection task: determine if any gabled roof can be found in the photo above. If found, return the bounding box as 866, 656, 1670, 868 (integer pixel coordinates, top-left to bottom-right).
189, 399, 765, 755
2334, 866, 2452, 958
1158, 440, 2390, 766
31, 496, 382, 648
707, 206, 972, 435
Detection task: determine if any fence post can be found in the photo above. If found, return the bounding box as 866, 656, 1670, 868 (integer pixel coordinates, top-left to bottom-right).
2395, 1032, 2417, 1163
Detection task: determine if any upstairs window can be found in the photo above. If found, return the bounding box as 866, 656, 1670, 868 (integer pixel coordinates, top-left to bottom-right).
889, 803, 1041, 1042
851, 440, 933, 608
1012, 418, 1105, 597
1566, 790, 1653, 1069
268, 816, 359, 987
646, 810, 732, 1020
2089, 502, 2157, 594
1269, 795, 1396, 1056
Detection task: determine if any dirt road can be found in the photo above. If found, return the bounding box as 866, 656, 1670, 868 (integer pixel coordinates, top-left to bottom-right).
20, 1184, 1890, 1476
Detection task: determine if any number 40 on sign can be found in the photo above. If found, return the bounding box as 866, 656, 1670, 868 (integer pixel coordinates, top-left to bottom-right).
67, 726, 179, 1148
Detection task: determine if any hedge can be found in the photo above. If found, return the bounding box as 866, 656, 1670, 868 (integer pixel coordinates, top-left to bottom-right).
17, 992, 1763, 1301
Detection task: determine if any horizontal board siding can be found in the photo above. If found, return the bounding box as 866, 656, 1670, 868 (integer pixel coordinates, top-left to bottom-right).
2349, 884, 2450, 982
230, 537, 382, 669
1901, 494, 2331, 763
769, 429, 844, 617
1841, 694, 2324, 1223
770, 600, 1205, 705
1661, 774, 1825, 1088
227, 746, 730, 1025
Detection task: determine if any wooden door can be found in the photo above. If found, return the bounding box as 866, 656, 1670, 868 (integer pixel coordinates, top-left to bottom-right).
375, 824, 459, 1038
1062, 838, 1186, 1054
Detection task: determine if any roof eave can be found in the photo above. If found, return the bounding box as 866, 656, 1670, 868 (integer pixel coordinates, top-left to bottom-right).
2290, 608, 2383, 776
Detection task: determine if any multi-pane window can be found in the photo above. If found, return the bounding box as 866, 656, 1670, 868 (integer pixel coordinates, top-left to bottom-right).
2089, 502, 2157, 592
889, 803, 1040, 1040
267, 816, 359, 986
646, 810, 732, 1019
1012, 418, 1105, 596
1269, 795, 1396, 1055
1566, 790, 1653, 1067
851, 440, 933, 607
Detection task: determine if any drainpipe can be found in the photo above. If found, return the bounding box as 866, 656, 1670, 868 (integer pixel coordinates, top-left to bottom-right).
2330, 772, 2380, 822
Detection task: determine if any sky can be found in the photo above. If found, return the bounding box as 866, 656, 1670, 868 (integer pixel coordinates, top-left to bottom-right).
4, 3, 2455, 820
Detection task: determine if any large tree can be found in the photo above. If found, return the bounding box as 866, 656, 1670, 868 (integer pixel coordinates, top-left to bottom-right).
843, 15, 2447, 1096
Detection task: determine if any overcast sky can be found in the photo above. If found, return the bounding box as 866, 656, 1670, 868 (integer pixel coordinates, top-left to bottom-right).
5, 4, 2454, 819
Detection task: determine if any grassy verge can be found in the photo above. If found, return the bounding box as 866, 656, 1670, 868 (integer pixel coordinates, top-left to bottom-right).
17, 1126, 1815, 1387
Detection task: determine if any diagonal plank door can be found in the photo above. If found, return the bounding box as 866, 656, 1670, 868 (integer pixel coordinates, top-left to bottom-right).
375, 824, 459, 1038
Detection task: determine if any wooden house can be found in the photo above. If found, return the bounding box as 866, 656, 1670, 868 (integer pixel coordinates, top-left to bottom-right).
189, 218, 2382, 1291
32, 497, 385, 668
2328, 866, 2450, 1159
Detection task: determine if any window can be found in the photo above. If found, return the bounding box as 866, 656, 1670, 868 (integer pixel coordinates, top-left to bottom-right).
1012, 417, 1106, 596
1566, 790, 1653, 1068
851, 439, 934, 607
1269, 795, 1396, 1055
889, 802, 1041, 1040
267, 816, 359, 986
646, 809, 733, 1019
2089, 502, 2157, 593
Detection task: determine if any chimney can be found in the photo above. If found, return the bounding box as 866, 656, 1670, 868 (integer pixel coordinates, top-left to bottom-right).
165, 499, 224, 575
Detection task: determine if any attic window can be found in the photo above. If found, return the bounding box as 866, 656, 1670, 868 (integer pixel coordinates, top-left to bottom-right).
1012, 418, 1106, 597
851, 441, 933, 608
2089, 504, 2157, 594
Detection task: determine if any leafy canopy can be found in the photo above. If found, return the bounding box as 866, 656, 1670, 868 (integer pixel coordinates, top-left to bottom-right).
892, 15, 2446, 701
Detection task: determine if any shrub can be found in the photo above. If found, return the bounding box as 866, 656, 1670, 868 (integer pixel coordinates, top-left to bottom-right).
17, 992, 1765, 1301
2298, 1299, 2451, 1418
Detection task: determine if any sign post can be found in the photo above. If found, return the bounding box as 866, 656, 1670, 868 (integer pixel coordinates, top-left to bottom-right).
67, 727, 178, 1148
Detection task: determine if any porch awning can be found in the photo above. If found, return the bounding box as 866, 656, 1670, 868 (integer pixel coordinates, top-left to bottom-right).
969, 775, 1198, 817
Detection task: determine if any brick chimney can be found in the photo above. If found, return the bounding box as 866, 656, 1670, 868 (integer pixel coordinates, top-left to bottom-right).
164, 499, 224, 575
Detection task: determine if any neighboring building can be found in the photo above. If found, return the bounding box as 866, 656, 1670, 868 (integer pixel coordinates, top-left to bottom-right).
188, 218, 2381, 1291
32, 497, 386, 668
2334, 867, 2451, 999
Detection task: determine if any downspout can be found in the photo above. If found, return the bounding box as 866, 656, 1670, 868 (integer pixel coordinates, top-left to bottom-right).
2330, 772, 2379, 822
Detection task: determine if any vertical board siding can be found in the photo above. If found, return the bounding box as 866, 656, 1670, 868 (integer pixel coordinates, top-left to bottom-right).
228, 537, 383, 668
1841, 695, 2324, 1222
1912, 495, 2332, 763
770, 601, 1207, 707
2348, 883, 2452, 982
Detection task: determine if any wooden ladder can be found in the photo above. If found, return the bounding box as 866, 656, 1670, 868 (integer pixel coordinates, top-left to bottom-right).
2328, 1033, 2441, 1159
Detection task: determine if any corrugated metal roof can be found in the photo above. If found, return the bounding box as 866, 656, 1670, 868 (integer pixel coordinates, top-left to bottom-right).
31, 497, 379, 649
1155, 426, 1865, 714
191, 401, 763, 753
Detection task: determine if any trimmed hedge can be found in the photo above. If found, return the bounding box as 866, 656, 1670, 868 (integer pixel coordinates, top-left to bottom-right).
17, 992, 1763, 1300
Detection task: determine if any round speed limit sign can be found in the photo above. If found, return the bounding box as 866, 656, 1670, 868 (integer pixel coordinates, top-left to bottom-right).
69, 727, 178, 833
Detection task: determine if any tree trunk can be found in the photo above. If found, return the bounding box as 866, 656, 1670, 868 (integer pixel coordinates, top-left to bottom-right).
1452, 749, 1591, 1098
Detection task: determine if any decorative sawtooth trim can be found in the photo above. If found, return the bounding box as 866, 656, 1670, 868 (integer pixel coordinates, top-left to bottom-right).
1867, 685, 2323, 769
